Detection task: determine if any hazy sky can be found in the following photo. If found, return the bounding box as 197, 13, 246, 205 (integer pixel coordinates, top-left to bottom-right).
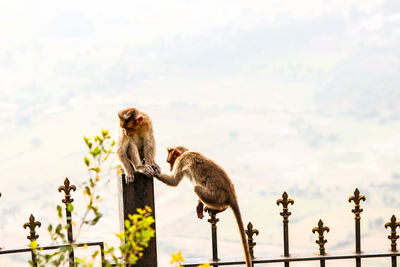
1, 1, 400, 266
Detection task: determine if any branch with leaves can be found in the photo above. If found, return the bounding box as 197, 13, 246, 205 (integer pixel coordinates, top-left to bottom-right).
29, 129, 155, 266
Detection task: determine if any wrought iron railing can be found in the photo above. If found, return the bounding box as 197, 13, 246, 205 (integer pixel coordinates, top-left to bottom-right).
182, 188, 400, 267
0, 178, 105, 267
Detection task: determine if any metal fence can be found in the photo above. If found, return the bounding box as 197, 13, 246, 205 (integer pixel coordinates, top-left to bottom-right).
2, 179, 400, 267
182, 188, 400, 267
0, 178, 105, 267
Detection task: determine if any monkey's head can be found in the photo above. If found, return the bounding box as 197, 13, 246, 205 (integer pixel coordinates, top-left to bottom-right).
167, 146, 188, 171
118, 108, 144, 136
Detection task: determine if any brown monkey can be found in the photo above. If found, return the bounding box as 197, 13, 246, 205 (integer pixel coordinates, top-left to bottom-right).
145, 146, 252, 267
117, 107, 159, 182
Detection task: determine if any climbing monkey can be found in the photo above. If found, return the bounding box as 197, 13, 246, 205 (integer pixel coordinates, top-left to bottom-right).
117, 107, 159, 182
145, 146, 252, 267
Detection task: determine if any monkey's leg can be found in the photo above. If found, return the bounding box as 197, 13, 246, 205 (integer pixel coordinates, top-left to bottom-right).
194, 186, 228, 213
118, 150, 136, 181
196, 200, 204, 219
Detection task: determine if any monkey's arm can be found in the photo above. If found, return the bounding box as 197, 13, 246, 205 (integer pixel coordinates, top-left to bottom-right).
151, 167, 185, 187
117, 138, 135, 179
143, 132, 156, 166
143, 133, 160, 174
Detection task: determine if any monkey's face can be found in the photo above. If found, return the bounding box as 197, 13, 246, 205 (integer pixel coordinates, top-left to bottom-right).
167, 147, 181, 171
118, 108, 143, 136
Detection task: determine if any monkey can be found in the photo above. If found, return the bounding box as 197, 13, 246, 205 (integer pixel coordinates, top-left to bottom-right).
145, 146, 252, 267
117, 107, 159, 182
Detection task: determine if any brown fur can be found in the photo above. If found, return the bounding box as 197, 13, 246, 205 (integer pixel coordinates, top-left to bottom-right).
117, 107, 157, 182
146, 146, 252, 267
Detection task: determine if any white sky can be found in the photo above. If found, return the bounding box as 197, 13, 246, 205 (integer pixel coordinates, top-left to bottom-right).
1, 1, 400, 266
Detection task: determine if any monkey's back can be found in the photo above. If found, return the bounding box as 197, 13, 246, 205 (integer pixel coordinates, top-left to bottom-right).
181, 151, 237, 197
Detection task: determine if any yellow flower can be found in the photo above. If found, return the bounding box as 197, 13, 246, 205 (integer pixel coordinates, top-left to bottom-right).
117, 166, 123, 174
29, 240, 38, 250
170, 251, 184, 264
198, 264, 210, 267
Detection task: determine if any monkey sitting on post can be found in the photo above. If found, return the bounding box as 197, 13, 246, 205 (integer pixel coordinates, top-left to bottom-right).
117, 107, 159, 182
144, 146, 252, 267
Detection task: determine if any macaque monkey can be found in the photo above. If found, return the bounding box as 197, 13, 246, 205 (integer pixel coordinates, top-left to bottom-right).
145, 146, 252, 267
117, 107, 159, 182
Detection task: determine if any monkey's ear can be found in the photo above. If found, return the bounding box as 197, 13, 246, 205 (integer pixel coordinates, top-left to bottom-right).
136, 115, 143, 123
172, 149, 181, 156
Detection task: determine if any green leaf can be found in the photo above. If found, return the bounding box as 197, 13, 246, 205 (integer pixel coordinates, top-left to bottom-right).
83, 136, 93, 149
56, 205, 63, 218
95, 136, 103, 145
101, 129, 109, 137
84, 157, 90, 166
67, 203, 74, 212
89, 167, 101, 173
91, 147, 101, 157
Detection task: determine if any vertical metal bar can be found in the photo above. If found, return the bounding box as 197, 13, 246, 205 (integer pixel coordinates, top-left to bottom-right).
277, 192, 294, 267
31, 250, 37, 267
283, 221, 289, 267
100, 243, 105, 267
118, 172, 157, 267
245, 222, 259, 260
207, 209, 219, 266
355, 219, 361, 253
349, 188, 365, 267
312, 219, 329, 267
58, 178, 76, 267
211, 219, 218, 263
355, 219, 361, 267
355, 257, 361, 267
385, 215, 400, 267
23, 215, 41, 267
283, 221, 289, 257
66, 209, 74, 267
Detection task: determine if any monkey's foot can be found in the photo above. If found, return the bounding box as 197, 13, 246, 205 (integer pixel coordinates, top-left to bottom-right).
204, 206, 225, 215
196, 202, 204, 219
126, 174, 135, 183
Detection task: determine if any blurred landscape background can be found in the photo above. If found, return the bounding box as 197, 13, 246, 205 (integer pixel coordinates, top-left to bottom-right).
0, 1, 400, 266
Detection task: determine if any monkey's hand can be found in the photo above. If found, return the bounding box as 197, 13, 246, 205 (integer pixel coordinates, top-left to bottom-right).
196, 201, 204, 219
143, 165, 155, 178
151, 163, 161, 177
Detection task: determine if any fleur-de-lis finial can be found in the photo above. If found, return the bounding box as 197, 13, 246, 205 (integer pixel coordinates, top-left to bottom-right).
205, 208, 220, 227
277, 192, 294, 221
312, 219, 330, 255
385, 215, 400, 252
23, 214, 41, 241
348, 188, 366, 219
58, 178, 76, 205
245, 222, 259, 259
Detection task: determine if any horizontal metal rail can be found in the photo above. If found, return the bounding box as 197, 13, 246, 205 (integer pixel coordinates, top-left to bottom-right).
0, 240, 104, 255
182, 250, 400, 266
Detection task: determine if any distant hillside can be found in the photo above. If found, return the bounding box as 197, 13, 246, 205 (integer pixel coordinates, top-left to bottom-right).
315, 50, 400, 119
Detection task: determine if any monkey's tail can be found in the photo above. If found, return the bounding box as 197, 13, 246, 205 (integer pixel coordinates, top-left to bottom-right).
230, 199, 252, 267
